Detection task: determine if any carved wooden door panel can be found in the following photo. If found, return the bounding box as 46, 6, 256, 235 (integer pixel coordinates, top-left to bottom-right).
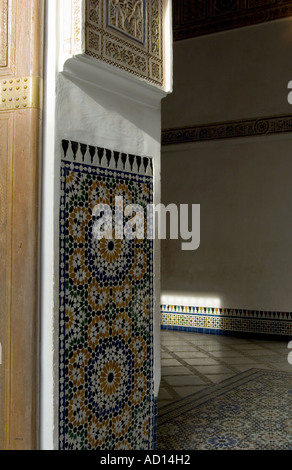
0, 0, 43, 449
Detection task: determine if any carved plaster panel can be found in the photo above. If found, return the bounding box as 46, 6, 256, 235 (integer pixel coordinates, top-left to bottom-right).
162, 115, 292, 145
107, 0, 146, 45
173, 0, 292, 41
72, 0, 85, 55
84, 0, 165, 88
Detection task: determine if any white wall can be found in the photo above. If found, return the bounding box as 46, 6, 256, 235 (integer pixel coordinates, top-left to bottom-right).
162, 135, 292, 312
55, 63, 164, 405
40, 0, 58, 450
161, 17, 292, 312
162, 17, 292, 129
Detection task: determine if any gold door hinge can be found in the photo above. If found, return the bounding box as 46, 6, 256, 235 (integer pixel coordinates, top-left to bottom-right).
0, 76, 43, 111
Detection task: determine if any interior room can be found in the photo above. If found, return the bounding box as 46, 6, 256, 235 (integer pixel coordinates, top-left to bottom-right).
2, 0, 292, 451
157, 1, 292, 450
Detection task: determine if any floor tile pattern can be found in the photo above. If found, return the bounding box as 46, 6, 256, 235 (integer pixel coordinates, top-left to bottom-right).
157, 368, 292, 450
159, 330, 292, 408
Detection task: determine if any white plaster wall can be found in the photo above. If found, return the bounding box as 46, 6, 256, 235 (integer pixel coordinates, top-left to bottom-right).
161, 17, 292, 313
55, 69, 162, 159
162, 17, 292, 128
41, 0, 171, 450
54, 67, 163, 401
40, 0, 58, 451
162, 135, 292, 312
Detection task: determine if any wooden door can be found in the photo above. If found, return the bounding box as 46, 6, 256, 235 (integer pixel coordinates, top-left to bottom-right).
0, 0, 44, 449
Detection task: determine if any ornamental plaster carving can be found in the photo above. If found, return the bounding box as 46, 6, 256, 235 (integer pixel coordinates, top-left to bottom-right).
173, 0, 292, 41
162, 115, 292, 145
107, 0, 145, 45
70, 0, 165, 88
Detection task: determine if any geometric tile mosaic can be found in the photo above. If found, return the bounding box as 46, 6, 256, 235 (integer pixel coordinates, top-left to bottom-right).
161, 304, 292, 338
158, 368, 292, 450
59, 140, 155, 450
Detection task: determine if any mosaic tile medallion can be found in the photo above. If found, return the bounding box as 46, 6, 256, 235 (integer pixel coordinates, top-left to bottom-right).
59, 141, 155, 450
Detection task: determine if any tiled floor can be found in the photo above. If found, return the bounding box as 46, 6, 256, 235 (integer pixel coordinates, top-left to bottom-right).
158, 329, 292, 408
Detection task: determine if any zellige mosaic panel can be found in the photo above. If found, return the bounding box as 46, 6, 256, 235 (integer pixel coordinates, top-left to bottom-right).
161, 304, 292, 337
59, 141, 155, 450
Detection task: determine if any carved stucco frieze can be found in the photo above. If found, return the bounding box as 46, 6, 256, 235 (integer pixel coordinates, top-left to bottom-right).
76, 0, 165, 88
173, 0, 292, 41
107, 0, 146, 45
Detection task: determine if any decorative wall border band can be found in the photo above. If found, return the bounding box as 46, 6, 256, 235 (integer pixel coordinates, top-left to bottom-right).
162, 115, 292, 145
61, 139, 153, 176
161, 304, 292, 337
0, 76, 43, 111
173, 0, 292, 42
